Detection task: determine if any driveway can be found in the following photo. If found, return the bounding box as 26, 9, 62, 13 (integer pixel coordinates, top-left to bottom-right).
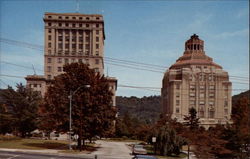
90, 140, 132, 159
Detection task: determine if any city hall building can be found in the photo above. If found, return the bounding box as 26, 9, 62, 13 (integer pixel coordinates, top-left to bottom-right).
161, 34, 232, 128
26, 12, 117, 106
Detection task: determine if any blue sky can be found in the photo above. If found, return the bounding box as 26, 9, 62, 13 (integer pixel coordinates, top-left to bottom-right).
0, 0, 249, 97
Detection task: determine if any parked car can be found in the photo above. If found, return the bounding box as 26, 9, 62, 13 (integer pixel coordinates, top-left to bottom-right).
132, 155, 158, 159
132, 144, 147, 155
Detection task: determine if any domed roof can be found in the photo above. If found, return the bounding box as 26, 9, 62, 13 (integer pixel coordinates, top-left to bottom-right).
170, 34, 222, 69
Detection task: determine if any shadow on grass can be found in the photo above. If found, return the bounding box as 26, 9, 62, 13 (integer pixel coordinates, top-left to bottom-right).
22, 142, 68, 150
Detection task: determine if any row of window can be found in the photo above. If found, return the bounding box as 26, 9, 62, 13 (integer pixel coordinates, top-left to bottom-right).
47, 22, 101, 28
47, 50, 100, 56
47, 15, 101, 20
51, 36, 99, 42
48, 29, 100, 35
48, 42, 100, 49
47, 57, 100, 65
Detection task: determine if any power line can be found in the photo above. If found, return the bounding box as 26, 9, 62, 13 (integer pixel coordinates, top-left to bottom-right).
1, 61, 43, 72
0, 37, 249, 80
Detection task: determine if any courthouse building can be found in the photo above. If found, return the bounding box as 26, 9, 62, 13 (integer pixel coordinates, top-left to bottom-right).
161, 34, 232, 128
26, 12, 117, 106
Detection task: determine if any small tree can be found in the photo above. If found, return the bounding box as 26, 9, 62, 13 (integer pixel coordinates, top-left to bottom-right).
0, 84, 41, 137
184, 107, 200, 130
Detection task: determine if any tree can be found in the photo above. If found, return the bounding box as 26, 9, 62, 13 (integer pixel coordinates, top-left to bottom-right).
184, 107, 200, 130
40, 63, 116, 150
0, 84, 41, 137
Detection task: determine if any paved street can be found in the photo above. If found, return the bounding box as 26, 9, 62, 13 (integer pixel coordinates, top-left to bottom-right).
0, 140, 133, 159
90, 140, 133, 159
0, 151, 93, 159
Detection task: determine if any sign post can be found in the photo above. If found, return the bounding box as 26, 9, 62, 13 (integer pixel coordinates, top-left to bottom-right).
152, 137, 156, 155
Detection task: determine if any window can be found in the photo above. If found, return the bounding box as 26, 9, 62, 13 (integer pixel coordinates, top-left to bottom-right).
224, 101, 228, 107
48, 50, 51, 55
224, 109, 228, 115
199, 101, 205, 105
79, 24, 82, 27
48, 16, 52, 18
66, 16, 69, 19
94, 68, 99, 73
71, 59, 75, 63
96, 24, 99, 27
59, 23, 62, 27
96, 17, 100, 20
47, 58, 52, 63
48, 29, 51, 33
48, 35, 51, 40
58, 16, 62, 19
57, 58, 62, 63
200, 85, 205, 89
59, 36, 63, 41
48, 23, 51, 26
86, 59, 89, 64
96, 51, 99, 56
199, 111, 204, 118
65, 58, 69, 64
79, 44, 83, 49
86, 24, 89, 27
65, 23, 69, 27
65, 44, 69, 49
176, 84, 180, 90
34, 84, 37, 87
78, 59, 82, 63
85, 37, 90, 41
176, 92, 180, 98
58, 67, 62, 72
72, 44, 76, 49
209, 85, 215, 90
96, 37, 99, 42
96, 30, 99, 34
72, 24, 75, 27
79, 37, 83, 42
86, 17, 89, 20
95, 59, 99, 64
48, 43, 51, 48
209, 101, 214, 106
58, 43, 63, 49
190, 93, 195, 97
72, 17, 76, 19
199, 93, 205, 98
47, 66, 51, 72
176, 108, 180, 113
209, 93, 214, 97
209, 111, 215, 118
79, 17, 83, 20
190, 100, 195, 105
48, 75, 52, 80
176, 100, 180, 106
85, 44, 90, 49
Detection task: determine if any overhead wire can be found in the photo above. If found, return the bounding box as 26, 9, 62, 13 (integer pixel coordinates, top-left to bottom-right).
0, 37, 249, 80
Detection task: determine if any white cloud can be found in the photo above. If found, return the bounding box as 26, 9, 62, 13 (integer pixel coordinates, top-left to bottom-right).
237, 7, 249, 18
213, 28, 249, 39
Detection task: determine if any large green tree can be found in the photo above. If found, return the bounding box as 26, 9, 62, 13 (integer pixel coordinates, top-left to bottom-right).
0, 84, 41, 137
40, 63, 116, 150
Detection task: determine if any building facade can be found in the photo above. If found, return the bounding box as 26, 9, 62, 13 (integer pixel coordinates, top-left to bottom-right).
162, 34, 232, 128
26, 12, 117, 106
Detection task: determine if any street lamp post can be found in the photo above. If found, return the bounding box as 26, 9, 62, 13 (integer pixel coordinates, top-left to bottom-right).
68, 85, 90, 150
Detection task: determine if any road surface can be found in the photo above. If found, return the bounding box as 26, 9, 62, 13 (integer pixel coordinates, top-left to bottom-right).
90, 140, 133, 159
0, 140, 133, 159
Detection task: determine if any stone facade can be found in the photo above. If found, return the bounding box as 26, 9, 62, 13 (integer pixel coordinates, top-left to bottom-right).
26, 13, 117, 106
162, 34, 232, 128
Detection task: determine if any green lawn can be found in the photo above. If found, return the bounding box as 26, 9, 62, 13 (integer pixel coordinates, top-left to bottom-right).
0, 138, 69, 150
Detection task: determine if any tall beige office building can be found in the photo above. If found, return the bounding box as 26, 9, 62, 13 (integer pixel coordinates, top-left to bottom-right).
26, 12, 117, 106
161, 34, 232, 128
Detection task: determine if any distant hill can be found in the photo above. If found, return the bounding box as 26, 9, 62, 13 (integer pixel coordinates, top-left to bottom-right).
116, 90, 250, 123
116, 96, 161, 123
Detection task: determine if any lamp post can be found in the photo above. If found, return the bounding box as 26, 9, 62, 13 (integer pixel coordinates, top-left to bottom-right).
68, 85, 90, 150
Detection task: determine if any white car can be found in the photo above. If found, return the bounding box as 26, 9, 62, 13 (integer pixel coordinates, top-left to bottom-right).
132, 144, 147, 155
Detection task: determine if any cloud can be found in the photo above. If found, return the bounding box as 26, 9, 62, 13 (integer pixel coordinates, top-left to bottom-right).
237, 7, 249, 18
213, 28, 249, 39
